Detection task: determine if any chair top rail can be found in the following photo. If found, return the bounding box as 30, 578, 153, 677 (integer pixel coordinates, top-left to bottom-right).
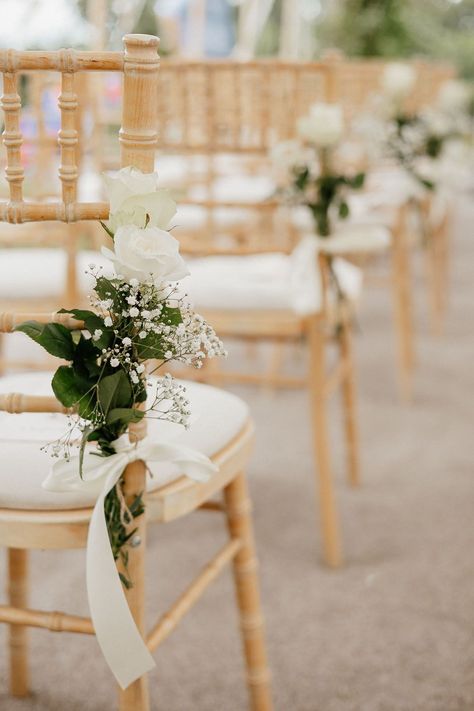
0, 50, 123, 74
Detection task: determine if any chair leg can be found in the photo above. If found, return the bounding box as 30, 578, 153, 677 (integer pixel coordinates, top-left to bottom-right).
8, 548, 29, 697
307, 316, 343, 568
263, 341, 285, 390
338, 310, 360, 488
425, 228, 444, 336
391, 228, 415, 402
224, 473, 273, 711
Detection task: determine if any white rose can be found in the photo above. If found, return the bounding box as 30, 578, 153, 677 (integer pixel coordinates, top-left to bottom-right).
297, 103, 344, 147
104, 166, 177, 233
381, 63, 416, 101
102, 224, 189, 285
437, 79, 471, 114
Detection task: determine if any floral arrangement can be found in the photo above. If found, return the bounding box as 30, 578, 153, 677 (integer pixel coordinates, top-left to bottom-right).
272, 103, 365, 237
16, 167, 226, 585
379, 64, 467, 191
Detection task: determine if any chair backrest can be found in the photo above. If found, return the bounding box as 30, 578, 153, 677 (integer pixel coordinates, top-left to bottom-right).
0, 36, 161, 578
157, 59, 331, 154
322, 54, 456, 119
0, 34, 158, 225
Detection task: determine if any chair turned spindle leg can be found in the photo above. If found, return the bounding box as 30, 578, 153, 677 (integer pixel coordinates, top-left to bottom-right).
224, 473, 273, 711
391, 224, 415, 403
338, 310, 360, 488
307, 317, 342, 568
8, 548, 30, 697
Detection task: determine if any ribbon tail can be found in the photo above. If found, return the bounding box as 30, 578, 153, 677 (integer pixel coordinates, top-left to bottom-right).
290, 235, 322, 315
86, 467, 155, 689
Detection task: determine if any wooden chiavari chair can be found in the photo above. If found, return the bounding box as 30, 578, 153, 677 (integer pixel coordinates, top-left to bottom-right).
0, 35, 272, 711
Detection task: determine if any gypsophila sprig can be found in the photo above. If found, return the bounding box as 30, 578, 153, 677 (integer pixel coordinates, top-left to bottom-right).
16, 167, 226, 586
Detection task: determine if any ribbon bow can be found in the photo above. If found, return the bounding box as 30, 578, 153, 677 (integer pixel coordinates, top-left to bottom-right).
43, 437, 218, 689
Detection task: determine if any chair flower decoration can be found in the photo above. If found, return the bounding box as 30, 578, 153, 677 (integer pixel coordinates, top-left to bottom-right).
272, 103, 365, 237
16, 167, 227, 586
379, 65, 469, 191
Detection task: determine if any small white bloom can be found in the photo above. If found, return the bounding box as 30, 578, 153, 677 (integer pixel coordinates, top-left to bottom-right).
82, 330, 92, 340
139, 330, 147, 339
110, 357, 120, 368
136, 363, 145, 373
130, 371, 139, 384
93, 329, 103, 341
129, 307, 139, 317
122, 337, 132, 347
103, 316, 113, 327
126, 296, 137, 305
129, 278, 139, 288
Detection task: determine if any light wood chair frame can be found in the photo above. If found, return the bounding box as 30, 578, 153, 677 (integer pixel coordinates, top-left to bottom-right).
0, 36, 272, 711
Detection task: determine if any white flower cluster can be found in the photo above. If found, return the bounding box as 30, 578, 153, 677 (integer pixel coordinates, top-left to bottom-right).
72, 166, 227, 441
384, 120, 427, 163
147, 373, 192, 428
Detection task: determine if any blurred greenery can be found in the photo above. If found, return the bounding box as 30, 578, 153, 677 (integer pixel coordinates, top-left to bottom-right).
318, 0, 474, 78
74, 0, 473, 77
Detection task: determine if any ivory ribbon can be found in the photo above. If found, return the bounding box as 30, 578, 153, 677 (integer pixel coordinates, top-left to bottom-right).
42, 436, 218, 689
289, 227, 390, 315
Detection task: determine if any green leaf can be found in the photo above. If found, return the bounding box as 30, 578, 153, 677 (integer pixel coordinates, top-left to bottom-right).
79, 426, 92, 480
95, 276, 117, 302
17, 321, 75, 360
160, 305, 183, 326
338, 201, 350, 219
294, 166, 309, 191
98, 371, 132, 416
14, 321, 43, 341
73, 335, 101, 378
350, 172, 365, 189
58, 308, 97, 321
51, 366, 94, 408
135, 332, 165, 360
99, 220, 115, 239
106, 408, 145, 426
42, 323, 76, 359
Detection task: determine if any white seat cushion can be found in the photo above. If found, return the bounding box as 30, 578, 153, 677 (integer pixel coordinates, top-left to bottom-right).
0, 372, 248, 510
183, 251, 362, 314
315, 223, 391, 254
0, 249, 111, 300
